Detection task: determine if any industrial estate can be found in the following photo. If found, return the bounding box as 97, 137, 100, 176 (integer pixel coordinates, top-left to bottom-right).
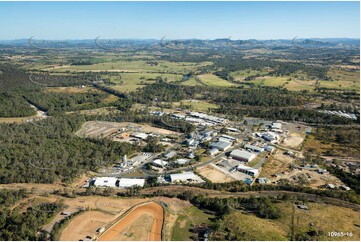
0, 1, 360, 241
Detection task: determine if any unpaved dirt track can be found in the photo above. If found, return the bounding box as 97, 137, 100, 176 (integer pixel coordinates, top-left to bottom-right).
98, 201, 164, 241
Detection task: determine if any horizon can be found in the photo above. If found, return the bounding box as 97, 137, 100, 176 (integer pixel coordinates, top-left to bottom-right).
1, 37, 360, 41
0, 1, 359, 40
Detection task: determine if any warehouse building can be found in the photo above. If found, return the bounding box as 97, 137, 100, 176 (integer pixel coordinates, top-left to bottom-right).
93, 177, 118, 188
92, 177, 145, 188
130, 132, 148, 140
151, 159, 168, 168
244, 144, 264, 153
117, 178, 145, 188
170, 172, 204, 183
230, 149, 256, 162
237, 164, 259, 177
208, 148, 219, 156
210, 141, 232, 151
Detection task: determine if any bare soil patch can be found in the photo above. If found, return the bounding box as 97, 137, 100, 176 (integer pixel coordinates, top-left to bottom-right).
98, 202, 163, 241
197, 164, 236, 183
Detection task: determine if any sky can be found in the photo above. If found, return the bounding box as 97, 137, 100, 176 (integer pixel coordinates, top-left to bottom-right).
0, 1, 359, 40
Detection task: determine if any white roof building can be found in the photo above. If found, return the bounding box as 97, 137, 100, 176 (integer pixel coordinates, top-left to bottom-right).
164, 151, 177, 159
237, 164, 259, 177
244, 144, 264, 153
131, 132, 148, 140
93, 177, 118, 188
230, 149, 256, 162
175, 158, 190, 165
211, 141, 232, 151
170, 172, 204, 183
151, 159, 168, 167
271, 122, 282, 129
261, 131, 279, 142
118, 178, 145, 188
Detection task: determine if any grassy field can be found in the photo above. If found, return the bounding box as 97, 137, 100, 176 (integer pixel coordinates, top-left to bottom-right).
181, 77, 204, 86
172, 206, 214, 241
43, 60, 212, 74
275, 202, 360, 241
230, 69, 270, 81
212, 211, 288, 240
197, 74, 237, 87
106, 72, 182, 92
212, 202, 360, 241
172, 100, 219, 112
252, 77, 289, 88
319, 69, 360, 91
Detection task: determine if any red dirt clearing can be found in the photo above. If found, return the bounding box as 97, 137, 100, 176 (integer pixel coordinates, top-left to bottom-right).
98, 202, 164, 241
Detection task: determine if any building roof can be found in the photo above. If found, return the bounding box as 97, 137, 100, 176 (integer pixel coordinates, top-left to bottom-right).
237, 164, 259, 173
93, 177, 118, 187
220, 134, 236, 140
170, 172, 203, 182
175, 158, 190, 164
164, 151, 177, 158
271, 122, 282, 129
118, 178, 145, 188
152, 159, 168, 167
244, 144, 264, 152
211, 141, 232, 150
230, 149, 256, 160
131, 132, 148, 140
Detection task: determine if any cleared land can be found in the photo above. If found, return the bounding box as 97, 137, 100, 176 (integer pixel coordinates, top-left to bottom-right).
171, 100, 219, 112
60, 211, 114, 241
76, 121, 179, 139
197, 164, 236, 183
282, 132, 305, 149
97, 202, 164, 241
213, 201, 360, 241
197, 74, 237, 87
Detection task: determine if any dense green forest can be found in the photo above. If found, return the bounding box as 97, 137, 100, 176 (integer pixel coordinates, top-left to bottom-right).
24, 91, 110, 115
0, 93, 36, 117
0, 201, 63, 240
0, 115, 140, 183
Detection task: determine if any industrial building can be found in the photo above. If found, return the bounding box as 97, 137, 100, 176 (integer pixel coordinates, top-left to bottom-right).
130, 132, 148, 140
230, 149, 256, 162
211, 141, 232, 151
261, 131, 279, 142
170, 172, 204, 183
270, 122, 282, 130
208, 148, 219, 156
117, 178, 145, 188
151, 159, 168, 168
93, 177, 118, 188
164, 151, 177, 159
91, 177, 145, 188
244, 144, 264, 153
237, 164, 259, 177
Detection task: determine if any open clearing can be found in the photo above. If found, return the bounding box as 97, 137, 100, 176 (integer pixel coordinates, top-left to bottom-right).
260, 149, 294, 177
197, 164, 236, 183
213, 201, 359, 241
76, 121, 179, 138
282, 132, 305, 149
98, 201, 163, 241
60, 211, 114, 241
197, 74, 237, 87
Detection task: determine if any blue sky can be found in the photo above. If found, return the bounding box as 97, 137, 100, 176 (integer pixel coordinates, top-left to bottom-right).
0, 1, 359, 40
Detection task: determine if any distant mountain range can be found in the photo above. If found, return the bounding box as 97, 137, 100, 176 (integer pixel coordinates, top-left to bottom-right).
0, 38, 359, 48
